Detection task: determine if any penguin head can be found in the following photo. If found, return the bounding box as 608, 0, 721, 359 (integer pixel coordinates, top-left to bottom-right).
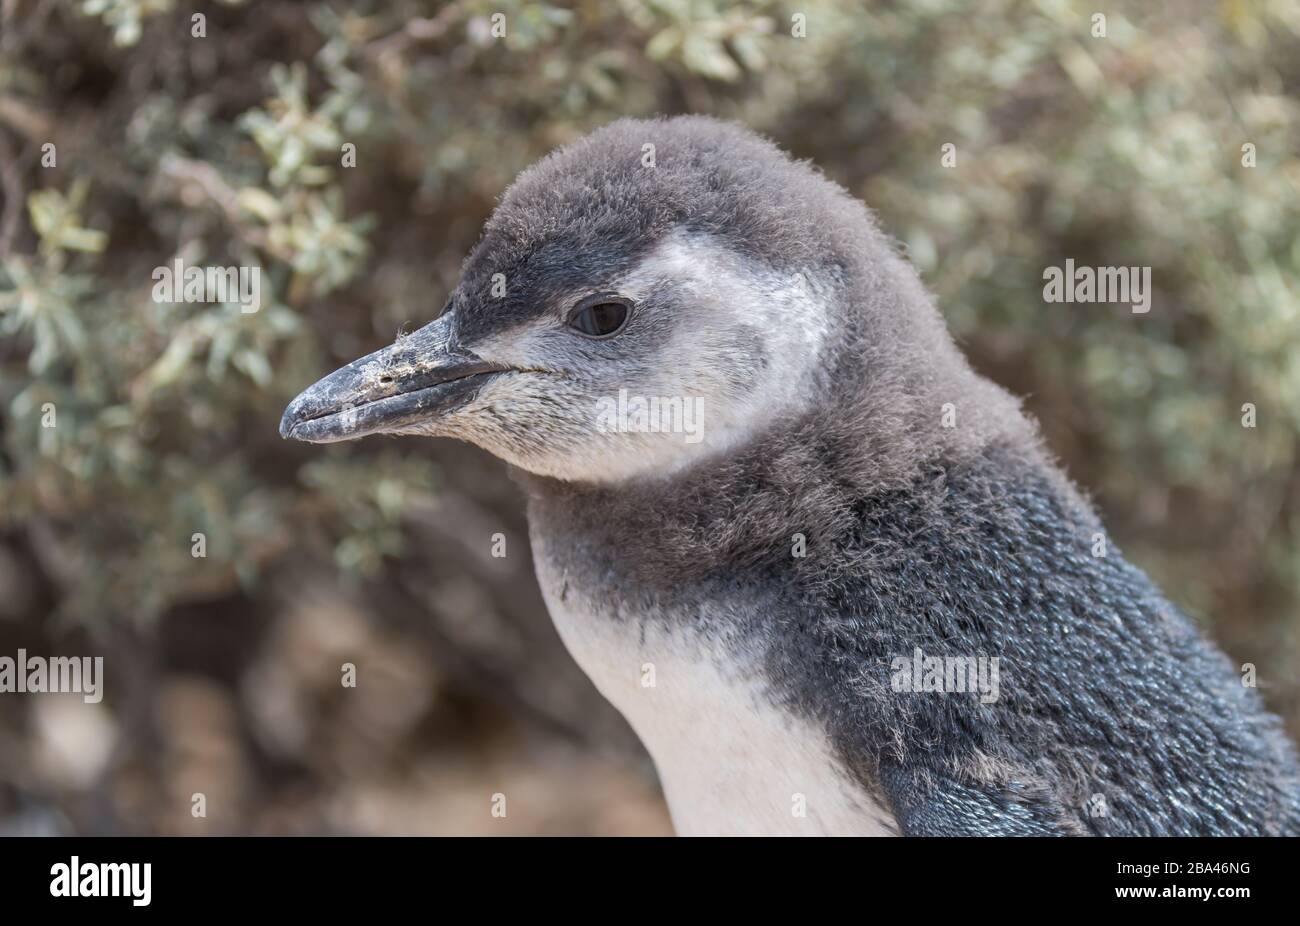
281, 116, 1005, 483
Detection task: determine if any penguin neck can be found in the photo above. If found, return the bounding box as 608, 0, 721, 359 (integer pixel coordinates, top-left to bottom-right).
520, 430, 1077, 834
522, 445, 908, 834
518, 362, 1045, 568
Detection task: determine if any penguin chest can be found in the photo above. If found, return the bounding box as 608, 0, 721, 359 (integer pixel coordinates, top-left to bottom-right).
530, 537, 897, 836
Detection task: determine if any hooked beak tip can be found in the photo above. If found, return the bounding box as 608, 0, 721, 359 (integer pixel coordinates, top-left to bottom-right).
278, 405, 301, 440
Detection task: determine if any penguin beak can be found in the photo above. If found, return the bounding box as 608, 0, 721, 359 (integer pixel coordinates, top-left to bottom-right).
279, 312, 503, 443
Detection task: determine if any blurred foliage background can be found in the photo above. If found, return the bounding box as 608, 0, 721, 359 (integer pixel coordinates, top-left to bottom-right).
0, 0, 1297, 834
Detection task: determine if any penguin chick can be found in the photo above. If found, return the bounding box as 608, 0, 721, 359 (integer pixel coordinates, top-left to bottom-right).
281, 116, 1300, 836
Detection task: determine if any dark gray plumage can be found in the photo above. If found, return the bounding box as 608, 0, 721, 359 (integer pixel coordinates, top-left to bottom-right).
282, 116, 1300, 835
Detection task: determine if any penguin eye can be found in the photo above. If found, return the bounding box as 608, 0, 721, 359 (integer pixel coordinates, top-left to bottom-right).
568, 293, 632, 338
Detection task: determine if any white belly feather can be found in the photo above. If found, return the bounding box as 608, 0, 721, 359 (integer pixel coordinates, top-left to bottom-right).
534, 547, 897, 836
